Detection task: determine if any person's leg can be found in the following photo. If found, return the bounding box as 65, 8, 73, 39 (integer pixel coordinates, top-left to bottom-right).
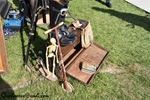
106, 0, 110, 3
106, 0, 112, 8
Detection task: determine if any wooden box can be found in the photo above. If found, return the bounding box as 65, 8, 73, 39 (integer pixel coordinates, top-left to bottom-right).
60, 24, 109, 84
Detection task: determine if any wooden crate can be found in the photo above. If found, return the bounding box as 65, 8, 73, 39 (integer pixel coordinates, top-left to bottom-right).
60, 24, 109, 84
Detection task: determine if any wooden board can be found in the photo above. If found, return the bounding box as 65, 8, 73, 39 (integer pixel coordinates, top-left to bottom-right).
61, 28, 82, 57
0, 18, 9, 74
61, 20, 88, 57
66, 44, 109, 84
0, 53, 4, 72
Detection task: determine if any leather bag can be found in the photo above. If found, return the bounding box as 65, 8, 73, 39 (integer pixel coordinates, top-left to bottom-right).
72, 19, 93, 48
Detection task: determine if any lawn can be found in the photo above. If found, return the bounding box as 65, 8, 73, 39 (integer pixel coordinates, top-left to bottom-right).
0, 0, 150, 100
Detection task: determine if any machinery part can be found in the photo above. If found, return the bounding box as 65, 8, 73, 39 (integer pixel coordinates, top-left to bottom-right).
36, 57, 58, 81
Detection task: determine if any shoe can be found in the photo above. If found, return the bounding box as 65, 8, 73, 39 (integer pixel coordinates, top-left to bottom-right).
106, 3, 112, 8
58, 29, 73, 46
50, 30, 73, 47
59, 25, 78, 41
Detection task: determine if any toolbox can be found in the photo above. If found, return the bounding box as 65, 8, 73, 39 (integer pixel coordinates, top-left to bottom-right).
60, 21, 109, 84
4, 10, 25, 30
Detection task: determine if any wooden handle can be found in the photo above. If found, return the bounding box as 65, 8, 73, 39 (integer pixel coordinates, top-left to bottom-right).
44, 22, 64, 34
44, 29, 52, 34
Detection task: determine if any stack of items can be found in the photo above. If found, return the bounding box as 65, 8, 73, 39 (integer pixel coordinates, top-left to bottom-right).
81, 62, 96, 74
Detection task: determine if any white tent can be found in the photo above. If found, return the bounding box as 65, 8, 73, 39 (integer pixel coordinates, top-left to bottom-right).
125, 0, 150, 13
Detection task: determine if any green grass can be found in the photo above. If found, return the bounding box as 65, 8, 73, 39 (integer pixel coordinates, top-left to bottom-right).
0, 0, 150, 100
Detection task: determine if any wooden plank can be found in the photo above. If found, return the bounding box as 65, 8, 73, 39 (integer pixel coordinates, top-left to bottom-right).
0, 17, 9, 74
0, 53, 3, 71
67, 44, 109, 85
66, 44, 109, 84
61, 28, 81, 57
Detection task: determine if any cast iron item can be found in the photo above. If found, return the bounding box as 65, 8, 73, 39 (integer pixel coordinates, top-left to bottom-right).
24, 0, 48, 72
37, 57, 58, 81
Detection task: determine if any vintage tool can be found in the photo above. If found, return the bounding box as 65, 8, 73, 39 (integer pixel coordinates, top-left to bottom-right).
36, 57, 58, 81
24, 0, 48, 72
44, 22, 74, 92
55, 26, 74, 93
24, 0, 38, 72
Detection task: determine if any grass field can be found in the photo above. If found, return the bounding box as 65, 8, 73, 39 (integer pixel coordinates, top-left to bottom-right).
0, 0, 150, 100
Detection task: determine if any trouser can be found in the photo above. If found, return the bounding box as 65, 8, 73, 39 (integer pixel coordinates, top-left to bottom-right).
106, 0, 111, 3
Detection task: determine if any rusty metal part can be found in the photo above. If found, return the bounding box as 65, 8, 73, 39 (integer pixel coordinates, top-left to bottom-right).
38, 67, 58, 81
25, 64, 34, 73
36, 57, 58, 81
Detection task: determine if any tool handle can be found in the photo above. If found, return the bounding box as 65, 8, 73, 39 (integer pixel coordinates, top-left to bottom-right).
44, 22, 64, 34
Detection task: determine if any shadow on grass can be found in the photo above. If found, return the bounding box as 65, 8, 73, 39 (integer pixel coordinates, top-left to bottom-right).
95, 0, 106, 6
0, 77, 16, 100
92, 7, 150, 32
20, 23, 47, 67
18, 0, 48, 68
12, 0, 19, 7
